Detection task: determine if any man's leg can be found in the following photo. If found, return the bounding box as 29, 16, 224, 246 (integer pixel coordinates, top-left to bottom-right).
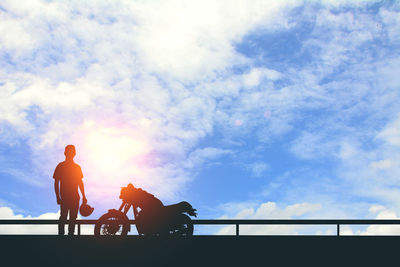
68, 199, 79, 236
59, 203, 68, 235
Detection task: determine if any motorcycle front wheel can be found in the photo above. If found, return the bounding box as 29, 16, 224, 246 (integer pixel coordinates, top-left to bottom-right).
94, 211, 130, 236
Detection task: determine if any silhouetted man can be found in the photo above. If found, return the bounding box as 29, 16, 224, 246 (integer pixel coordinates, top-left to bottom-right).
53, 145, 87, 236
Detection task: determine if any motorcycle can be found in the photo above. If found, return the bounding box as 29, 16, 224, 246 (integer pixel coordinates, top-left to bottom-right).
94, 184, 197, 236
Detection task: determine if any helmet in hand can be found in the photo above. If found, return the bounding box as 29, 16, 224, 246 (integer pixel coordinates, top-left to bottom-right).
79, 203, 94, 217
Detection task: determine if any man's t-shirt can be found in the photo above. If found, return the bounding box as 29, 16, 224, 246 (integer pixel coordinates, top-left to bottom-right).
53, 161, 83, 203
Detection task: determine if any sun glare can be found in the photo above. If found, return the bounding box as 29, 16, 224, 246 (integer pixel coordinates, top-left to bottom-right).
73, 121, 155, 206
84, 127, 148, 175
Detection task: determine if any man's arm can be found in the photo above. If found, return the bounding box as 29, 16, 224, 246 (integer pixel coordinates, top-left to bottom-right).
54, 178, 61, 205
78, 180, 87, 204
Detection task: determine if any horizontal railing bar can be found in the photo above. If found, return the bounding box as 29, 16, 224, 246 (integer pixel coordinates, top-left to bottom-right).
2, 219, 400, 225
192, 219, 400, 225
0, 220, 99, 225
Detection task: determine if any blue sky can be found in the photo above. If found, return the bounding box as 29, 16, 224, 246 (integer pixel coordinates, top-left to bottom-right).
1, 0, 400, 235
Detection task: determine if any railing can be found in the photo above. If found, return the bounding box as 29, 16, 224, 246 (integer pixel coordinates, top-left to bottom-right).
1, 219, 400, 236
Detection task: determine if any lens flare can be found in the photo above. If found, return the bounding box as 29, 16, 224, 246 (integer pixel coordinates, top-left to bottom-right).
74, 121, 152, 208
85, 128, 147, 174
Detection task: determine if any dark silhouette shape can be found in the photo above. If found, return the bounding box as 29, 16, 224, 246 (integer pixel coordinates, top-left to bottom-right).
94, 183, 197, 236
53, 144, 88, 235
79, 203, 94, 217
3, 234, 400, 266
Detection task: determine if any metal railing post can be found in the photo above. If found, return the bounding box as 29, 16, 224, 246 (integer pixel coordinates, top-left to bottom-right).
337, 224, 340, 236
78, 222, 81, 236
236, 223, 239, 236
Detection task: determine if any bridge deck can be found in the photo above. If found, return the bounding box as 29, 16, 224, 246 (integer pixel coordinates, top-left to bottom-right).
1, 235, 398, 266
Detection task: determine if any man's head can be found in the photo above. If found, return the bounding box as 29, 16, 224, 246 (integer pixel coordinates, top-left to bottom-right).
64, 144, 76, 161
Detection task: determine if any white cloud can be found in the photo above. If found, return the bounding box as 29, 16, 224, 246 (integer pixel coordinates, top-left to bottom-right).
247, 162, 269, 177
290, 131, 338, 159
0, 15, 34, 52
319, 0, 380, 8
369, 205, 385, 214
361, 208, 400, 235
129, 0, 298, 80
377, 115, 400, 146
370, 160, 392, 170
333, 113, 400, 208
216, 202, 400, 236
341, 206, 400, 236
0, 206, 94, 235
184, 147, 232, 169
216, 201, 322, 235
243, 68, 282, 87
380, 9, 400, 43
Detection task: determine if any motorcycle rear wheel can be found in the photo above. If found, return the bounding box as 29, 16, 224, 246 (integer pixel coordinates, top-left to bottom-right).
94, 211, 130, 236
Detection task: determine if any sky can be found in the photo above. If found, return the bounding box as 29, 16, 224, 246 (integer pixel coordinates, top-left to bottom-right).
1, 0, 400, 235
